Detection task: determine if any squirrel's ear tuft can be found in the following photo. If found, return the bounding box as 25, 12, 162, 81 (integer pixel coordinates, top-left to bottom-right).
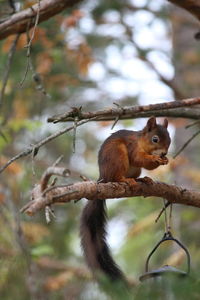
163, 118, 168, 128
146, 117, 157, 132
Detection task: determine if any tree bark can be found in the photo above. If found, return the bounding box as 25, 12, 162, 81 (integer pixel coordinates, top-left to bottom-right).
21, 175, 200, 216
0, 0, 81, 40
0, 0, 200, 41
168, 0, 200, 21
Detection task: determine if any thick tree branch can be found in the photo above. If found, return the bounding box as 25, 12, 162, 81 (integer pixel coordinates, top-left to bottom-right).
0, 0, 81, 40
21, 167, 200, 216
1, 0, 200, 41
168, 0, 200, 21
48, 97, 200, 123
1, 99, 199, 174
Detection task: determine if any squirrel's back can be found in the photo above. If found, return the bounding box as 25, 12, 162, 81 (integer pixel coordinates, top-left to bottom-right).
80, 117, 170, 284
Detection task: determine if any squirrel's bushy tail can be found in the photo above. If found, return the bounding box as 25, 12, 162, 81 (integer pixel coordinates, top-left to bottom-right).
80, 199, 125, 281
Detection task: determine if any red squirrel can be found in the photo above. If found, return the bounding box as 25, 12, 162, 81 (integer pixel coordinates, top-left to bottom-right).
80, 117, 171, 282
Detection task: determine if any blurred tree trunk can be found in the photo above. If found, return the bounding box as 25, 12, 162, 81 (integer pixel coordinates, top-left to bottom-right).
171, 6, 200, 188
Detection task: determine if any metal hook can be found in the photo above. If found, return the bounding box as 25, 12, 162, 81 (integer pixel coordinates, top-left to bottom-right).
140, 201, 190, 282
145, 230, 190, 275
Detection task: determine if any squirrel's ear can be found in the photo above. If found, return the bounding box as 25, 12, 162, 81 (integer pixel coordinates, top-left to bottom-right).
163, 118, 168, 128
146, 117, 157, 131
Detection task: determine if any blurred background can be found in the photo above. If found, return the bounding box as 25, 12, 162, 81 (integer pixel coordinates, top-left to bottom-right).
0, 0, 200, 299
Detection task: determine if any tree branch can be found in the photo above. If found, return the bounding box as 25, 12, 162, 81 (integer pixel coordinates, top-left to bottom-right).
168, 0, 200, 21
0, 117, 97, 174
0, 0, 81, 40
173, 129, 200, 158
1, 0, 200, 41
48, 97, 200, 123
1, 99, 200, 174
21, 167, 200, 216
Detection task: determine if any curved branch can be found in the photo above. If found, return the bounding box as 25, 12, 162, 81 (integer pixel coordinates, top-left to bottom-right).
1, 0, 200, 41
168, 0, 200, 21
0, 0, 81, 40
1, 99, 200, 174
21, 167, 200, 216
48, 97, 200, 123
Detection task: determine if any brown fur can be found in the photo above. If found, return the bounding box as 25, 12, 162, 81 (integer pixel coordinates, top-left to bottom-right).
99, 118, 170, 179
81, 117, 171, 282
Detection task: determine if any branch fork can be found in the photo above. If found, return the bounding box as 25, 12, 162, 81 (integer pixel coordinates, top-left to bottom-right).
21, 166, 200, 217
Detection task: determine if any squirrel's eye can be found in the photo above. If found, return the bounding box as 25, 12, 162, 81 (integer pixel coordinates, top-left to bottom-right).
152, 135, 159, 143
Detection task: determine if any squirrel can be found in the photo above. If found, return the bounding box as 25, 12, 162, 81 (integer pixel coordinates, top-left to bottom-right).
80, 117, 171, 283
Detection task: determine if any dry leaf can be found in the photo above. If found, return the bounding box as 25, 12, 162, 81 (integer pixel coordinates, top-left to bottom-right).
36, 52, 53, 75
0, 192, 5, 204
13, 97, 28, 119
62, 9, 84, 29
66, 43, 94, 76
44, 271, 74, 291
21, 222, 50, 243
0, 156, 23, 175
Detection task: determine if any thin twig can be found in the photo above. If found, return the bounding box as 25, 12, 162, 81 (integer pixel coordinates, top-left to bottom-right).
26, 0, 41, 49
52, 155, 64, 167
20, 3, 49, 97
111, 116, 120, 129
0, 33, 20, 107
19, 19, 32, 87
31, 147, 37, 177
185, 120, 200, 129
173, 129, 200, 158
163, 199, 168, 233
19, 53, 31, 87
111, 102, 124, 129
0, 116, 98, 174
168, 203, 173, 232
41, 167, 71, 192
155, 200, 170, 223
73, 117, 78, 153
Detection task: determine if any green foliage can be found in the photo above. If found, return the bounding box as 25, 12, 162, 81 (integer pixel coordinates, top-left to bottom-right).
8, 119, 42, 132
31, 245, 55, 257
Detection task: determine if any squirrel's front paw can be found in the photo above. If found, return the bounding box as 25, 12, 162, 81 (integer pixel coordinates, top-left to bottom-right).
154, 156, 168, 165
137, 176, 154, 185
160, 156, 168, 165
